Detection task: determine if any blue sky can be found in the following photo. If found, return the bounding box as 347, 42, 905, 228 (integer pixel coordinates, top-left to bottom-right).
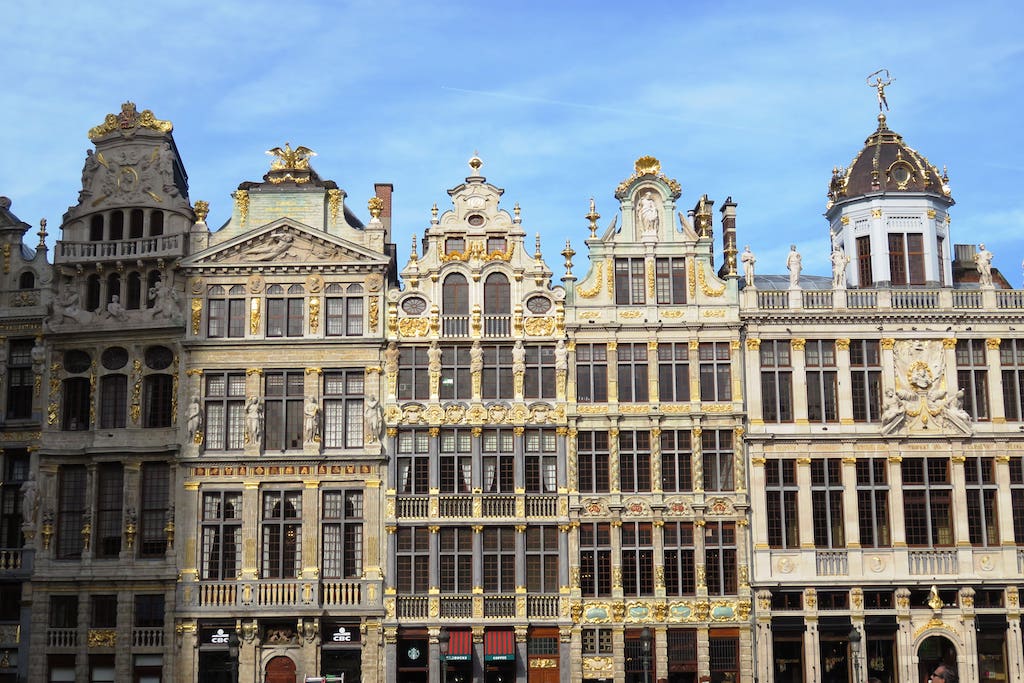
3, 0, 1023, 283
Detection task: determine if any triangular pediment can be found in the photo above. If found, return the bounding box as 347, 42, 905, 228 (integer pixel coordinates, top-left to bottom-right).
182, 219, 389, 269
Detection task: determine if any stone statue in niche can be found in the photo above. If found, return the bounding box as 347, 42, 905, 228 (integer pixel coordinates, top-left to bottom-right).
635, 190, 660, 234
20, 475, 39, 526
303, 396, 321, 444
365, 395, 384, 443
246, 397, 264, 446
186, 397, 203, 442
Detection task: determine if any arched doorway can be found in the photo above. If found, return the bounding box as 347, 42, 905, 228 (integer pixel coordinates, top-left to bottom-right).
265, 656, 296, 683
917, 635, 957, 682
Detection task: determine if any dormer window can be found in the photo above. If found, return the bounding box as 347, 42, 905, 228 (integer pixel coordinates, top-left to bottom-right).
446, 237, 466, 255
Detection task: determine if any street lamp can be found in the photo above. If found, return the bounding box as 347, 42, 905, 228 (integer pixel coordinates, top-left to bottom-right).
438, 628, 450, 683
227, 631, 240, 683
849, 627, 862, 683
640, 627, 652, 683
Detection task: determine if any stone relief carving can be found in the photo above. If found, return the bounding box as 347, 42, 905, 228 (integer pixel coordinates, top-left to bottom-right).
884, 340, 973, 436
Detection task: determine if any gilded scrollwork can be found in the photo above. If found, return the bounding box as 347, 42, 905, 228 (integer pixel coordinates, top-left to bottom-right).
576, 260, 603, 298
697, 262, 726, 296
398, 318, 430, 337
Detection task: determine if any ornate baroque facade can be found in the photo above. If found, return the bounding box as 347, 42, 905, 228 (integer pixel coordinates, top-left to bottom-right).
1, 97, 1022, 683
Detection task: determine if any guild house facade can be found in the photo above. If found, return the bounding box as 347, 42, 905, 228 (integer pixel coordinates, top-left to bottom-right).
0, 86, 1022, 683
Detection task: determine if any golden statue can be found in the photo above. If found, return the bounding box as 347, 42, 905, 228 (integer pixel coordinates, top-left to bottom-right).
266, 143, 316, 171
867, 69, 894, 112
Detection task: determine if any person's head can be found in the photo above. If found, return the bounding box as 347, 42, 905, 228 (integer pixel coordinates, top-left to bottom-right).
929, 664, 957, 683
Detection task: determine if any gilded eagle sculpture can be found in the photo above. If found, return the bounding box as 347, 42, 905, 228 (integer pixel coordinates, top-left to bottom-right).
266, 143, 316, 171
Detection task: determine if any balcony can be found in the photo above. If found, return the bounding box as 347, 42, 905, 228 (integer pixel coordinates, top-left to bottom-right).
751, 286, 1024, 314
440, 315, 514, 338
131, 627, 164, 648
395, 594, 561, 621
185, 579, 373, 610
392, 493, 563, 520
0, 549, 24, 572
815, 551, 848, 576
47, 628, 78, 648
907, 549, 958, 575
55, 235, 183, 265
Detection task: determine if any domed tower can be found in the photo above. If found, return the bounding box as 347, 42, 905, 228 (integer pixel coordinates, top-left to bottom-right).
826, 83, 953, 288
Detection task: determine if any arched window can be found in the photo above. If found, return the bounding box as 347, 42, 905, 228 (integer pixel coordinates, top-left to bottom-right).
89, 214, 104, 242
129, 209, 144, 239
86, 275, 101, 312
126, 272, 143, 309
483, 272, 511, 336
106, 274, 121, 305
62, 377, 91, 430
19, 271, 34, 289
109, 210, 124, 241
146, 271, 162, 308
442, 273, 470, 336
149, 210, 164, 237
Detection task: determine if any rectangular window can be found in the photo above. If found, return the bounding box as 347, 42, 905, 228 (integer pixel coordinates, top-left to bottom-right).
765, 459, 798, 548
617, 343, 649, 403
397, 347, 430, 401
525, 525, 559, 593
856, 235, 873, 286
655, 257, 686, 304
620, 522, 654, 596
577, 431, 609, 493
91, 594, 117, 628
575, 344, 607, 403
615, 258, 646, 305
62, 377, 90, 431
704, 522, 737, 596
99, 374, 127, 429
702, 430, 734, 492
95, 463, 124, 558
481, 345, 514, 399
0, 450, 28, 549
134, 594, 164, 628
579, 522, 611, 597
810, 459, 845, 548
207, 286, 246, 338
902, 457, 953, 546
582, 628, 613, 655
201, 491, 241, 580
957, 339, 990, 420
139, 462, 169, 558
7, 339, 34, 419
850, 340, 882, 422
396, 526, 430, 594
856, 458, 890, 548
523, 345, 556, 399
445, 237, 465, 254
143, 374, 173, 428
660, 430, 692, 493
699, 342, 731, 402
264, 371, 304, 450
663, 522, 695, 596
760, 340, 793, 422
440, 345, 472, 400
888, 233, 907, 285
440, 527, 474, 593
1001, 339, 1024, 421
483, 428, 516, 493
439, 429, 473, 493
482, 527, 516, 593
619, 431, 651, 493
523, 429, 556, 493
326, 284, 364, 336
937, 236, 946, 286
805, 341, 838, 423
50, 595, 78, 628
57, 465, 86, 559
396, 429, 430, 494
907, 233, 925, 284
1010, 458, 1024, 545
324, 370, 364, 448
261, 489, 302, 579
965, 457, 998, 547
658, 342, 690, 403
204, 372, 246, 451
322, 490, 363, 579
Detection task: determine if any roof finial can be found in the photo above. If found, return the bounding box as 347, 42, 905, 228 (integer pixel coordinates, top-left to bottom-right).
867, 69, 894, 117
468, 150, 483, 176
586, 197, 600, 239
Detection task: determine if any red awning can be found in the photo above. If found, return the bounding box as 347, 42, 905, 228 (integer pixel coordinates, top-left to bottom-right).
445, 630, 472, 661
484, 630, 515, 662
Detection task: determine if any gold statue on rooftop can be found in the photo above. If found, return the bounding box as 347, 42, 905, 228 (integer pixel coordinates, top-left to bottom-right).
867, 69, 894, 112
266, 143, 316, 171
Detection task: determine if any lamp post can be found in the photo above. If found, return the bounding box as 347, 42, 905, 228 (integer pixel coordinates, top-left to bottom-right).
640, 627, 652, 683
438, 628, 450, 683
849, 627, 862, 683
227, 631, 240, 683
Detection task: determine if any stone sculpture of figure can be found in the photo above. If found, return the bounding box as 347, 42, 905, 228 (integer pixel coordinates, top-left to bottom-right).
31, 338, 46, 374
554, 339, 568, 373
20, 475, 39, 525
53, 282, 92, 324
741, 245, 756, 284
186, 397, 202, 442
635, 190, 660, 234
786, 245, 802, 288
383, 341, 400, 375
867, 69, 893, 112
427, 341, 442, 374
831, 247, 850, 289
364, 394, 384, 443
938, 389, 973, 435
470, 341, 483, 374
303, 396, 320, 443
147, 279, 180, 320
248, 233, 295, 261
512, 340, 526, 375
975, 243, 994, 287
80, 149, 100, 191
880, 388, 907, 436
105, 294, 129, 322
245, 397, 263, 447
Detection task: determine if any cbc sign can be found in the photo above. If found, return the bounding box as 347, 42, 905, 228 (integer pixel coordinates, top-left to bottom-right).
332, 627, 353, 643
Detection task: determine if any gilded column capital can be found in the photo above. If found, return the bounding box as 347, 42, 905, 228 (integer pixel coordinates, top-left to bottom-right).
746, 338, 761, 350
942, 338, 957, 349
836, 338, 850, 351
986, 338, 1002, 350
790, 338, 806, 351
880, 338, 896, 350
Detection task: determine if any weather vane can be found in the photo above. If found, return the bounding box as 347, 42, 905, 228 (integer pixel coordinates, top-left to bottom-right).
867, 69, 894, 113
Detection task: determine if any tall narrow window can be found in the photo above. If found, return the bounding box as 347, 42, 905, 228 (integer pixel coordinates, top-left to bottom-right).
322, 490, 363, 579
149, 210, 164, 237
856, 235, 873, 286
614, 258, 646, 305
805, 340, 838, 423
99, 374, 127, 429
396, 527, 430, 594
1010, 458, 1024, 544
261, 489, 302, 579
902, 458, 953, 546
525, 526, 559, 593
0, 451, 28, 549
660, 430, 692, 493
765, 459, 798, 548
658, 342, 690, 403
326, 283, 363, 336
957, 339, 990, 420
62, 377, 91, 431
95, 463, 124, 558
139, 462, 169, 558
810, 459, 845, 548
442, 273, 469, 336
482, 527, 516, 592
204, 373, 246, 451
266, 285, 305, 337
850, 340, 882, 422
907, 233, 925, 284
440, 527, 474, 593
965, 457, 998, 547
619, 431, 651, 493
620, 522, 654, 596
129, 209, 144, 238
579, 522, 611, 596
201, 491, 241, 579
323, 370, 364, 448
523, 345, 556, 399
577, 431, 609, 494
760, 340, 793, 422
483, 272, 511, 336
264, 371, 304, 450
6, 340, 33, 419
397, 346, 430, 401
396, 429, 430, 494
655, 257, 687, 304
57, 465, 87, 559
937, 235, 946, 286
1002, 339, 1024, 421
207, 285, 246, 338
704, 522, 737, 595
702, 430, 734, 492
483, 429, 516, 493
439, 345, 472, 400
524, 429, 557, 493
617, 343, 649, 403
109, 211, 124, 240
888, 233, 907, 285
663, 522, 695, 596
856, 458, 890, 548
576, 344, 607, 403
699, 342, 731, 402
481, 345, 514, 399
143, 374, 173, 428
439, 429, 472, 493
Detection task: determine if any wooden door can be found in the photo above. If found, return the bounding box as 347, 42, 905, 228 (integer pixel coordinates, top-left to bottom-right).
265, 656, 296, 683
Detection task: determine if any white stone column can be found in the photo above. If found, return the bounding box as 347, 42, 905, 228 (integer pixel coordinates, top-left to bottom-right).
841, 454, 861, 548
745, 339, 765, 425
790, 339, 809, 425
950, 451, 971, 551
796, 455, 814, 549
987, 338, 1007, 423
994, 455, 1016, 544
835, 339, 854, 425
887, 456, 907, 548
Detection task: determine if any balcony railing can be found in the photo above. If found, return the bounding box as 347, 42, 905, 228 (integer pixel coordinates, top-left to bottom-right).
815, 551, 848, 576
527, 595, 560, 619
189, 579, 370, 609
480, 495, 515, 517
47, 628, 78, 648
442, 315, 470, 337
394, 493, 564, 520
56, 235, 183, 264
891, 290, 939, 309
525, 495, 559, 517
753, 286, 1024, 312
439, 495, 473, 517
132, 627, 164, 648
484, 596, 516, 618
0, 549, 23, 571
395, 496, 429, 518
908, 549, 958, 575
393, 594, 564, 621
397, 596, 428, 619
440, 596, 473, 619
802, 290, 833, 309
